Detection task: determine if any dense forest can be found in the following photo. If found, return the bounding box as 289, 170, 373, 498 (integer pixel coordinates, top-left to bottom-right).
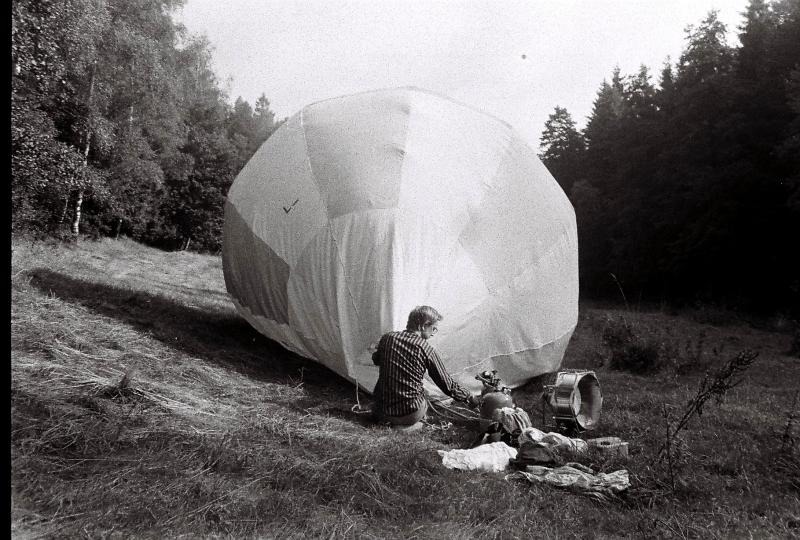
538, 1, 799, 314
11, 0, 800, 314
11, 0, 282, 251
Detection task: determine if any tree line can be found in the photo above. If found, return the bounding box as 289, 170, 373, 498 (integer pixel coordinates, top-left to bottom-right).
11, 0, 282, 251
538, 1, 799, 314
12, 0, 799, 314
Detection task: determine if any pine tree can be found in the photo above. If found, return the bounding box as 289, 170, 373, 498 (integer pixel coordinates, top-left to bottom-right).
538, 106, 585, 193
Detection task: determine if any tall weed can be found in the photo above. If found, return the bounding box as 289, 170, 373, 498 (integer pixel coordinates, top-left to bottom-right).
658, 350, 758, 489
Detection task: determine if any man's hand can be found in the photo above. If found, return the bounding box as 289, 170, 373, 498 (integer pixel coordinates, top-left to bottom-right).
369, 340, 381, 366
466, 394, 482, 409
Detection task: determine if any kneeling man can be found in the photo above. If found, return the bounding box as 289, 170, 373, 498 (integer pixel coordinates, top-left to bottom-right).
372, 305, 479, 429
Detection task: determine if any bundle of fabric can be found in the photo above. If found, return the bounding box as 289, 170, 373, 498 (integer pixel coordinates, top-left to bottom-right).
494, 406, 533, 434
506, 463, 629, 501
513, 427, 588, 466
475, 406, 533, 446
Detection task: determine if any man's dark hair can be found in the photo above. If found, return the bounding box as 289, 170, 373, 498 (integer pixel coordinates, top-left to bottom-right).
406, 305, 443, 330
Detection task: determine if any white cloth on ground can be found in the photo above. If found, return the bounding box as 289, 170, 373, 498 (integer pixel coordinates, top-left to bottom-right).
438, 442, 518, 473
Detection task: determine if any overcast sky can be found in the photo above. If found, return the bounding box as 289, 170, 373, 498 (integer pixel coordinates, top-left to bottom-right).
175, 0, 750, 147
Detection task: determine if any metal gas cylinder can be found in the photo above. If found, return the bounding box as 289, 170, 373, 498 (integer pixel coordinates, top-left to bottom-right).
479, 390, 514, 419
476, 370, 515, 419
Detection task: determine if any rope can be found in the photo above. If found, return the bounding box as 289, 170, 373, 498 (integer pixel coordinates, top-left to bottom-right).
426, 397, 480, 422
351, 377, 372, 414
348, 379, 481, 421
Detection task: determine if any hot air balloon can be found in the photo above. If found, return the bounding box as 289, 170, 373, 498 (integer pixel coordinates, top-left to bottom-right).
222, 87, 578, 395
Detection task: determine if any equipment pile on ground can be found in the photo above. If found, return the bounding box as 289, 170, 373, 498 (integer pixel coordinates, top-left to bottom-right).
436, 371, 630, 499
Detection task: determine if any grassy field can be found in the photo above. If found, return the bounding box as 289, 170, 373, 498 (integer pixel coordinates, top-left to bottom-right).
10, 237, 800, 539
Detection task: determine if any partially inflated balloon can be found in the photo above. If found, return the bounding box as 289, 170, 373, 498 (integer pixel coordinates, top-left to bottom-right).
223, 87, 578, 394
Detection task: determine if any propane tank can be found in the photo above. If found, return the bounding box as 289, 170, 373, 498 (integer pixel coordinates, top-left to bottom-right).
480, 390, 514, 419
475, 370, 515, 419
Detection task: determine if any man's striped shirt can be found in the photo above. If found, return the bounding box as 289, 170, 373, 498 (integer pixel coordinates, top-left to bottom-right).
372, 330, 472, 417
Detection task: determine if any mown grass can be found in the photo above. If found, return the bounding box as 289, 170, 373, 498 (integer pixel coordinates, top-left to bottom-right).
10, 236, 800, 538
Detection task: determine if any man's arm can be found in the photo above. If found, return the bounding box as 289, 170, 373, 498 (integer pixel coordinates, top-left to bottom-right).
372, 334, 386, 366
423, 343, 476, 405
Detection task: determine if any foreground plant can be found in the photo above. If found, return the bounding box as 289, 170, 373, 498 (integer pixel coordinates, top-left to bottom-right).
658, 349, 759, 490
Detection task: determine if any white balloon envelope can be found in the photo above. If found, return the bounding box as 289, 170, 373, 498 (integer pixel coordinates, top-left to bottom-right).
223, 87, 578, 394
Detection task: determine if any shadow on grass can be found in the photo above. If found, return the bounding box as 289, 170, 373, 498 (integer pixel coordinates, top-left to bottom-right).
27, 268, 362, 409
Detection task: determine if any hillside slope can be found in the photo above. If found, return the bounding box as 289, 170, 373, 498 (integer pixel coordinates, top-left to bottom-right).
11, 237, 799, 538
